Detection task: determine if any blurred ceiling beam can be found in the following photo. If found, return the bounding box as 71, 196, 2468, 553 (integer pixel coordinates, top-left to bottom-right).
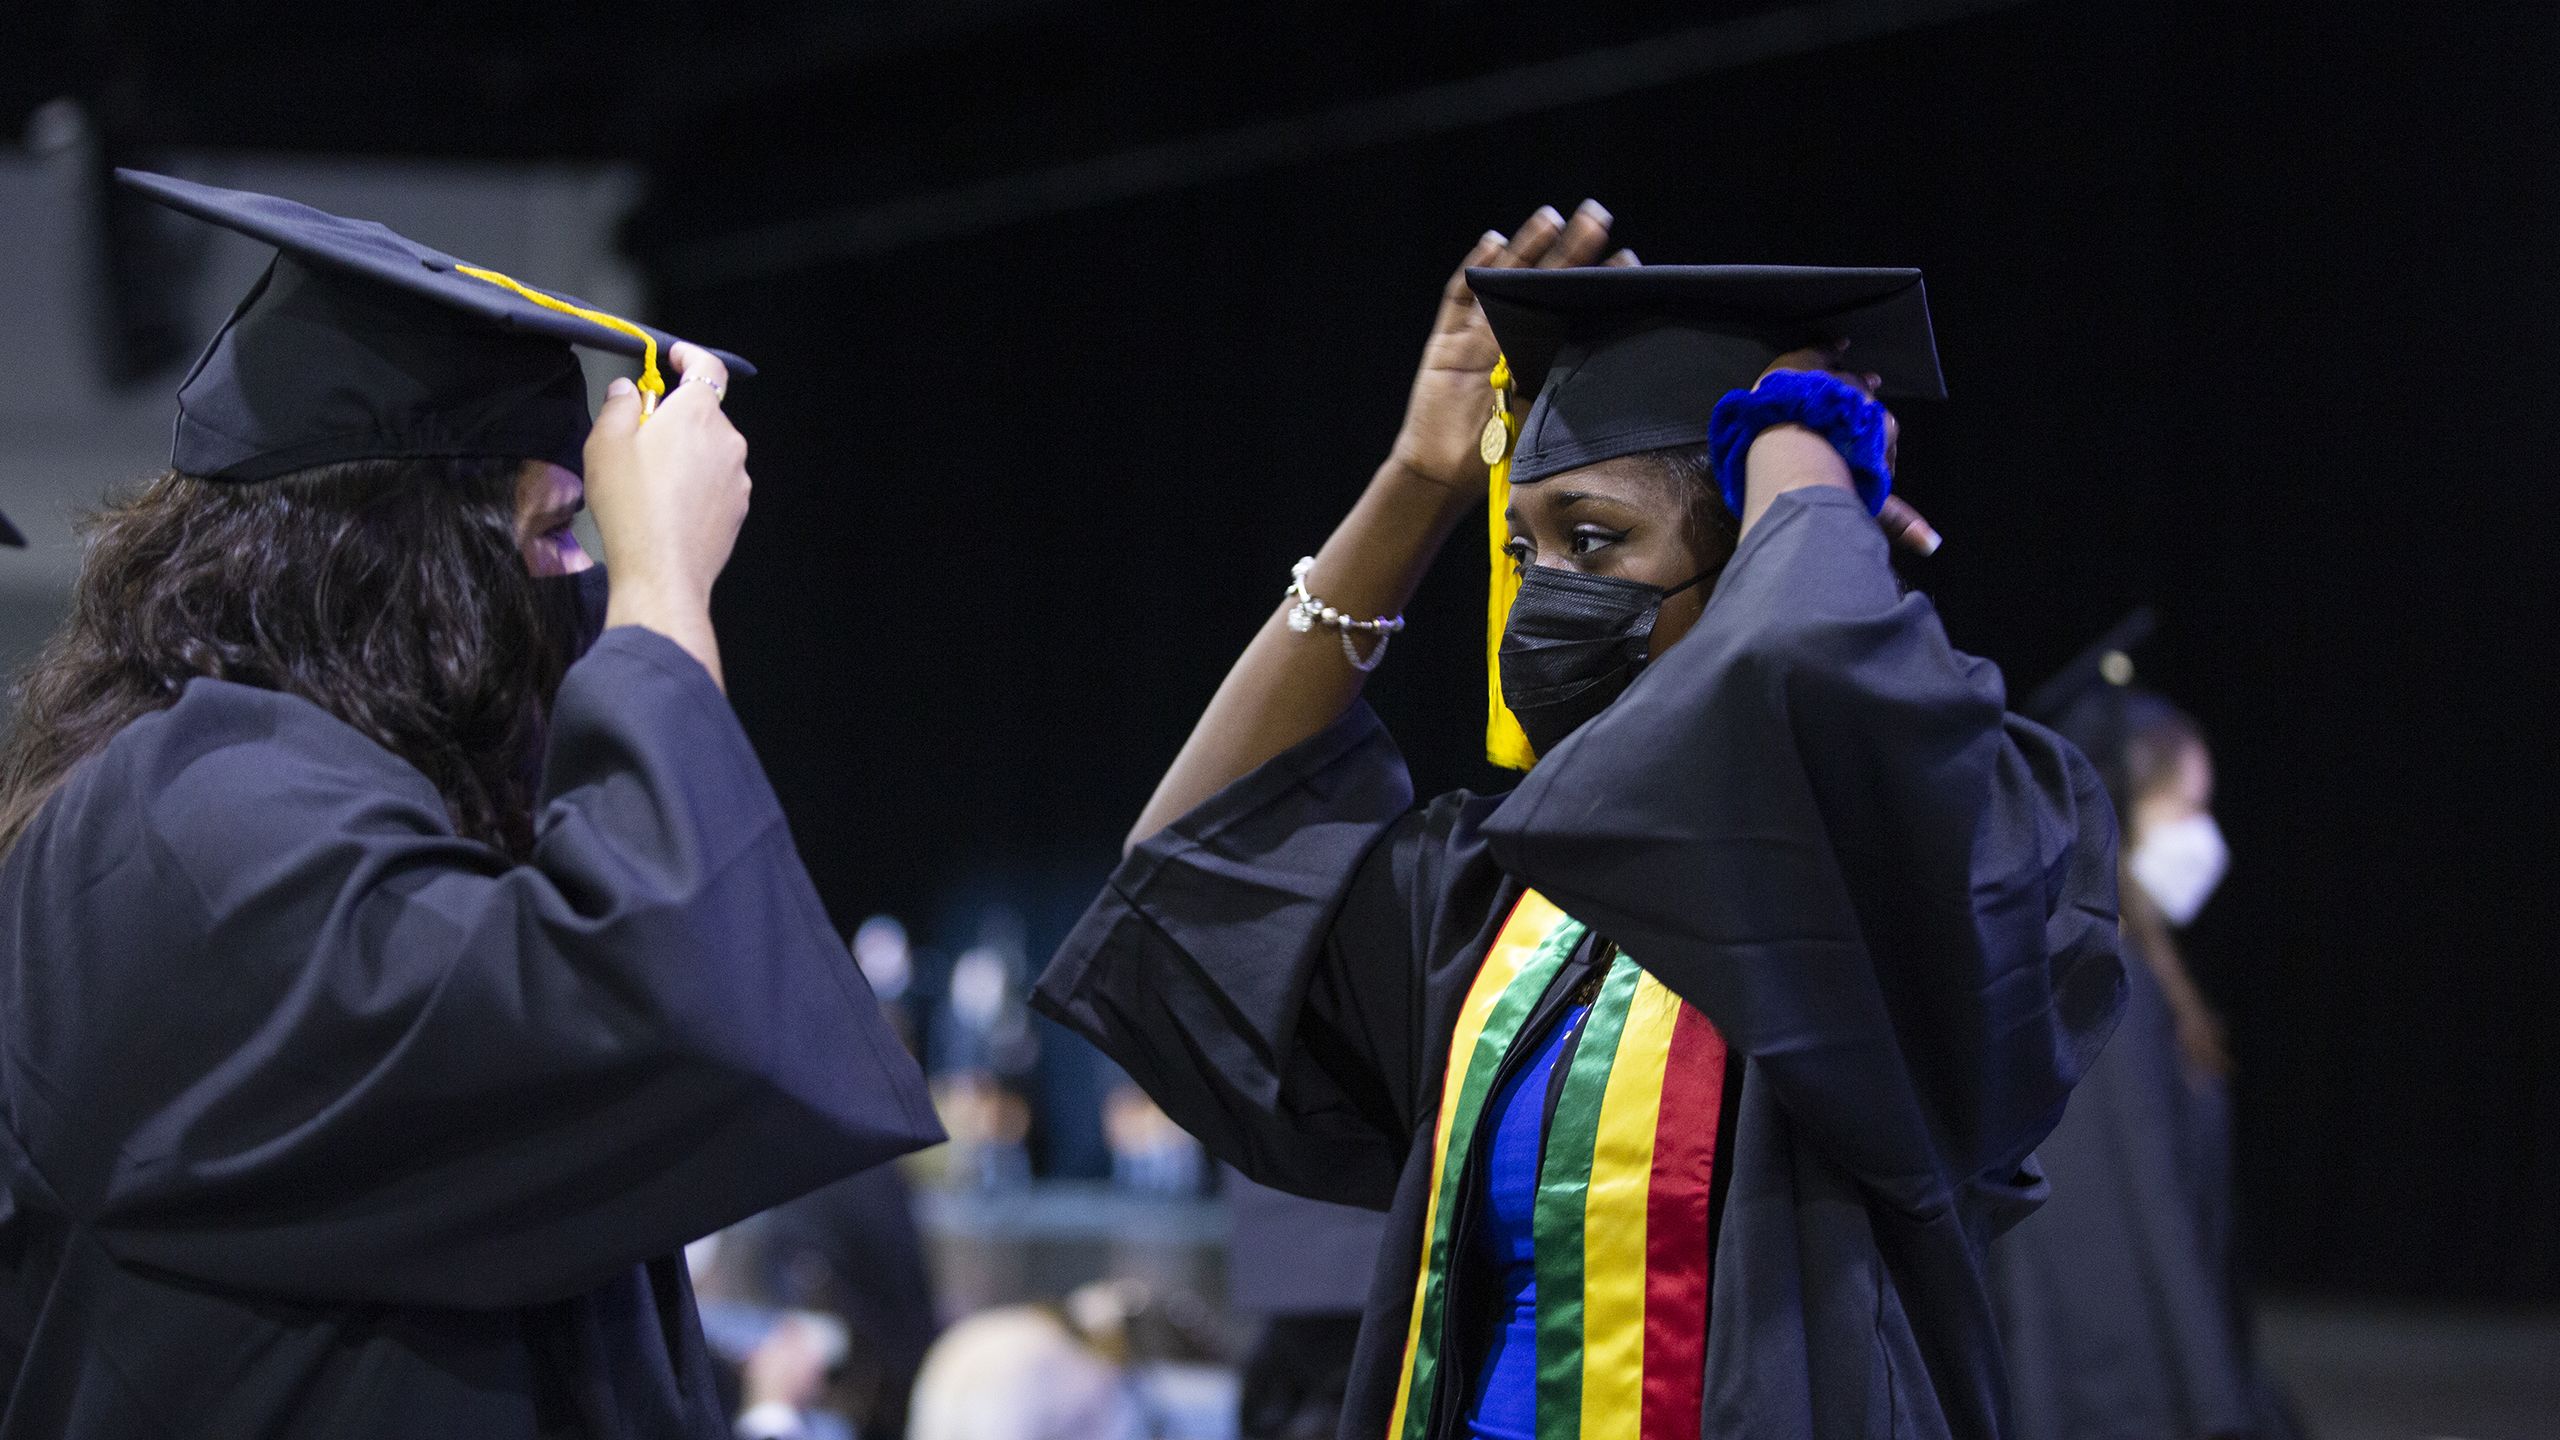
657, 0, 2041, 286
3, 0, 1084, 157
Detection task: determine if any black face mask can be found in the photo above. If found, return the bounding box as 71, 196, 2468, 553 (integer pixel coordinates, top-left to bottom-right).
512, 563, 610, 811
530, 562, 611, 668
1498, 563, 1712, 758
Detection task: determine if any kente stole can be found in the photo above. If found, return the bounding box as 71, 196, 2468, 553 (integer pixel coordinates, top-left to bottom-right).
1385, 891, 1730, 1440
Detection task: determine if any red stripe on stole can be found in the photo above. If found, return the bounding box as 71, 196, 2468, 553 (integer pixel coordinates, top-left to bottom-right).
1639, 1003, 1726, 1439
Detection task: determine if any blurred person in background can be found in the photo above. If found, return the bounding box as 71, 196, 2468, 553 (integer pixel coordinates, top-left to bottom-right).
694, 1174, 942, 1439
691, 917, 943, 1440
0, 172, 941, 1439
906, 1285, 1152, 1440
925, 925, 1042, 1190
1990, 624, 2306, 1440
1036, 202, 2123, 1440
693, 1166, 940, 1440
1226, 1173, 1388, 1440
1108, 1080, 1209, 1194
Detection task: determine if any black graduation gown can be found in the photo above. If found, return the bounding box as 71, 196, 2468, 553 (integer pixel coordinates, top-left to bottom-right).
1987, 951, 2285, 1440
1035, 488, 2126, 1440
0, 627, 944, 1439
729, 1163, 942, 1439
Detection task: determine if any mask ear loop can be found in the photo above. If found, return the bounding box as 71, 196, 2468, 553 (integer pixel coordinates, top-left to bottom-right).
455, 265, 666, 416
1660, 567, 1716, 602
1635, 565, 1721, 667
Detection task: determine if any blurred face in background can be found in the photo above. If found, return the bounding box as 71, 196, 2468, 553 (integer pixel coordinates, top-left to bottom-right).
2133, 738, 2213, 842
2128, 735, 2227, 928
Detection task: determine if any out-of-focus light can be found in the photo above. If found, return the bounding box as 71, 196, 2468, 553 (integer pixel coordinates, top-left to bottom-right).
851, 913, 913, 1001
25, 98, 91, 157
949, 945, 1009, 1031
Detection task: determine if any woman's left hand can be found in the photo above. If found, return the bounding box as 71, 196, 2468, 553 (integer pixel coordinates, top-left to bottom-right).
1750, 348, 1940, 555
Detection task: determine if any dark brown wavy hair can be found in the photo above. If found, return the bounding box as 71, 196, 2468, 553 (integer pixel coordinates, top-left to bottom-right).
0, 457, 586, 861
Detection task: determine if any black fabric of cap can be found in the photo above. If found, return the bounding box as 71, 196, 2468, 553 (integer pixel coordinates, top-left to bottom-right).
1468, 264, 1943, 485
117, 168, 753, 482
2025, 605, 2165, 816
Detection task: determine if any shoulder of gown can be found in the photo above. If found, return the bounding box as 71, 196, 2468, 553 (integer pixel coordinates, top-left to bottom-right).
1, 627, 942, 1309
1484, 486, 2125, 1220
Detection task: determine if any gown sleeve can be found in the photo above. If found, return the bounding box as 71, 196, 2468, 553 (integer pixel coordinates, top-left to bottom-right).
1482, 486, 2125, 1219
1033, 703, 1509, 1211
20, 627, 943, 1309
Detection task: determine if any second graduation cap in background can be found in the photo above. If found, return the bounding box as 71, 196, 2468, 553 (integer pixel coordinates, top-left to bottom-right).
2024, 605, 2164, 813
116, 169, 752, 483
1466, 263, 1944, 768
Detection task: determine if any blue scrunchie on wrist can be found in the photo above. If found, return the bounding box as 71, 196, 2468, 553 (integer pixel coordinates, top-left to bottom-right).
1706, 369, 1893, 517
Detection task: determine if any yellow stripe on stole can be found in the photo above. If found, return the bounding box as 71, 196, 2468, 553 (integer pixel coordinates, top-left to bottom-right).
1578, 972, 1683, 1437
1384, 890, 1570, 1440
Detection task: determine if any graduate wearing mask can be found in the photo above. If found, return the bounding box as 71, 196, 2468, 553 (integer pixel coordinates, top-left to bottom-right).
1034, 205, 2125, 1440
1989, 621, 2304, 1440
0, 172, 942, 1439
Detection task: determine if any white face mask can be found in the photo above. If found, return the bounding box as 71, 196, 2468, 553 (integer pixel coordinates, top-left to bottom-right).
2130, 814, 2229, 927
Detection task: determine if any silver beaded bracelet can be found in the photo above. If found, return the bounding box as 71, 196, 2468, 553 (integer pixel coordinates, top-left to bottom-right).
1285, 556, 1406, 672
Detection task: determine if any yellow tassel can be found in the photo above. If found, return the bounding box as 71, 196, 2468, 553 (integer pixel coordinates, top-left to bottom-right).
454, 265, 665, 409
1484, 357, 1537, 770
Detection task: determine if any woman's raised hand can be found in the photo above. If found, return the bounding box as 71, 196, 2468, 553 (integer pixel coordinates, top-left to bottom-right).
584, 342, 751, 686
1386, 200, 1633, 499
1127, 206, 1626, 845
586, 343, 751, 608
1752, 346, 1941, 556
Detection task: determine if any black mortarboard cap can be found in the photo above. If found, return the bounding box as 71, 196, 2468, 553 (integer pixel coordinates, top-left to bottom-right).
116, 169, 753, 482
1468, 264, 1943, 485
2025, 606, 2166, 814
2023, 606, 2158, 725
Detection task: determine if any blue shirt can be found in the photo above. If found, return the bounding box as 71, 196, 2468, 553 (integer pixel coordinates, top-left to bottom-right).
1462, 1004, 1588, 1440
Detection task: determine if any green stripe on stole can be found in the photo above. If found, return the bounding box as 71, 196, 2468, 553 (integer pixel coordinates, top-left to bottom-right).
1396, 912, 1585, 1440
1531, 953, 1643, 1437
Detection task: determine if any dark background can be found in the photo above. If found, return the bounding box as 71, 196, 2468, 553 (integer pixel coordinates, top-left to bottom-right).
16, 0, 2556, 1302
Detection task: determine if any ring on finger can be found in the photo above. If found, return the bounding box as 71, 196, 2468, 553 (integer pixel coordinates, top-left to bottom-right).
681, 373, 727, 399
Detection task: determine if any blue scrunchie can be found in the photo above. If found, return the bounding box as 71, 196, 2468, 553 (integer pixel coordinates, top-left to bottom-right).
1706, 370, 1893, 517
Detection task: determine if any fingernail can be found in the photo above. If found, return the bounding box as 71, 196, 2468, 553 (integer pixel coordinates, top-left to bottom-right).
1578, 198, 1612, 224
608, 377, 635, 398
1483, 230, 1506, 247
1534, 205, 1563, 227
1917, 526, 1944, 556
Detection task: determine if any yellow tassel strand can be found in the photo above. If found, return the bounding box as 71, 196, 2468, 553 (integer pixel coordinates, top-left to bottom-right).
1484, 357, 1537, 770
454, 265, 665, 409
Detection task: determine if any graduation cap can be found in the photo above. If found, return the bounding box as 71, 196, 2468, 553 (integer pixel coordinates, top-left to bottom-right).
115, 169, 754, 483
1467, 263, 1945, 768
1469, 264, 1943, 487
2024, 605, 2164, 813
2023, 606, 2157, 725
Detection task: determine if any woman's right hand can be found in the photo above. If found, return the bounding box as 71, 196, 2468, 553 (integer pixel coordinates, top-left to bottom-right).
1384, 200, 1632, 500
586, 343, 751, 608
585, 342, 751, 687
